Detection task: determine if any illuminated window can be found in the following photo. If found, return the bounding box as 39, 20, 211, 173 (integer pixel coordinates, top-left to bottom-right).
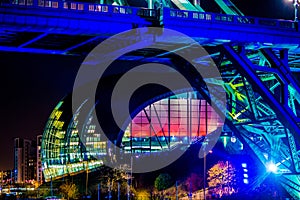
45, 0, 51, 7
88, 5, 94, 11
52, 1, 58, 8
102, 5, 108, 12
78, 4, 84, 10
122, 92, 222, 152
63, 2, 68, 9
71, 3, 76, 10
193, 13, 198, 19
42, 92, 222, 181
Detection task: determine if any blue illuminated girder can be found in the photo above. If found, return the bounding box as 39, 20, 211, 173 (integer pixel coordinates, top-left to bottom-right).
1, 1, 300, 55
219, 44, 300, 199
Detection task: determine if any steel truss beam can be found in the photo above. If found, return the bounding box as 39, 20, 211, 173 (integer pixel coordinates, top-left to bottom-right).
217, 44, 300, 199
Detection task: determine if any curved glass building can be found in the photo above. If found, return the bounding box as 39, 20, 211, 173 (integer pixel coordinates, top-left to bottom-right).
41, 91, 222, 181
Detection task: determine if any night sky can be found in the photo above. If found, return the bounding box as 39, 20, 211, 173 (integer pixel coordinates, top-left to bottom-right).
0, 0, 295, 170
0, 53, 83, 170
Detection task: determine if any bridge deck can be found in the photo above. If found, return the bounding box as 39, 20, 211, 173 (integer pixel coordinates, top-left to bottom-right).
1, 1, 300, 56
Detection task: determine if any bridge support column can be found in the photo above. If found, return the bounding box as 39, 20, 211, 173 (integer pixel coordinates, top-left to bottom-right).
219, 44, 300, 199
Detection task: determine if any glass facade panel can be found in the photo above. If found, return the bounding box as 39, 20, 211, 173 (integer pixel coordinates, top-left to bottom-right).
41, 91, 222, 181
122, 92, 222, 152
41, 98, 105, 181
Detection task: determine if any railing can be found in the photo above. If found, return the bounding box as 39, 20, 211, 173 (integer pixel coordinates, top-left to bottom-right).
2, 0, 157, 18
167, 9, 296, 31
1, 0, 296, 31
137, 8, 157, 18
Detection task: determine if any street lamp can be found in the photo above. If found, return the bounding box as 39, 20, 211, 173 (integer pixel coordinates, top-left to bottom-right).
202, 140, 209, 200
290, 0, 300, 21
50, 176, 53, 197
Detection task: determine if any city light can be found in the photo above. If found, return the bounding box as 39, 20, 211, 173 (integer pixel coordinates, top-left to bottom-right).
230, 136, 237, 143
241, 163, 249, 185
266, 162, 278, 173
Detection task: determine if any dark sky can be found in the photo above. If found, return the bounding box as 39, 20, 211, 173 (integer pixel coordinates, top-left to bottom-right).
0, 0, 295, 170
0, 53, 83, 170
232, 0, 293, 20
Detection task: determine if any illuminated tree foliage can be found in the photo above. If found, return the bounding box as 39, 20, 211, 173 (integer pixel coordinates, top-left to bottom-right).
59, 181, 79, 200
97, 166, 129, 196
207, 161, 237, 197
154, 173, 173, 191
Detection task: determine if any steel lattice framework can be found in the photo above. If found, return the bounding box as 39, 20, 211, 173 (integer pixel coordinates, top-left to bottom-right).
2, 0, 300, 198
217, 46, 300, 199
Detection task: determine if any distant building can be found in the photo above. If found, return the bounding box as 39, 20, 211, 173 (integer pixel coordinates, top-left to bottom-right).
14, 138, 37, 183
36, 135, 43, 184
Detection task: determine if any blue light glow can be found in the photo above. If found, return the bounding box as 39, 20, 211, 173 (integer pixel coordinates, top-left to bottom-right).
266, 162, 278, 173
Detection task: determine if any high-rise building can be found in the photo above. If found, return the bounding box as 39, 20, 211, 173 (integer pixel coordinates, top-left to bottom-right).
14, 138, 37, 183
36, 135, 43, 184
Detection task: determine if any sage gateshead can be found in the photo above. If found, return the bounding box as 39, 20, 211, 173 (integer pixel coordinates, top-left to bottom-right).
41, 91, 222, 181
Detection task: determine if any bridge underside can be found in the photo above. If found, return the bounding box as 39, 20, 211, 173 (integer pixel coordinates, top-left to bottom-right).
2, 0, 300, 198
39, 42, 300, 198
1, 0, 300, 62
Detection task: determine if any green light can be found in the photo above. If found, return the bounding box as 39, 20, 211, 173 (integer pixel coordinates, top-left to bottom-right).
55, 101, 63, 110
223, 136, 227, 148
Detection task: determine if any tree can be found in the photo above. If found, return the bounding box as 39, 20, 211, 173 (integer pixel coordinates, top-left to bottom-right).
136, 190, 151, 200
59, 181, 79, 200
97, 166, 131, 199
154, 173, 173, 191
207, 161, 237, 197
